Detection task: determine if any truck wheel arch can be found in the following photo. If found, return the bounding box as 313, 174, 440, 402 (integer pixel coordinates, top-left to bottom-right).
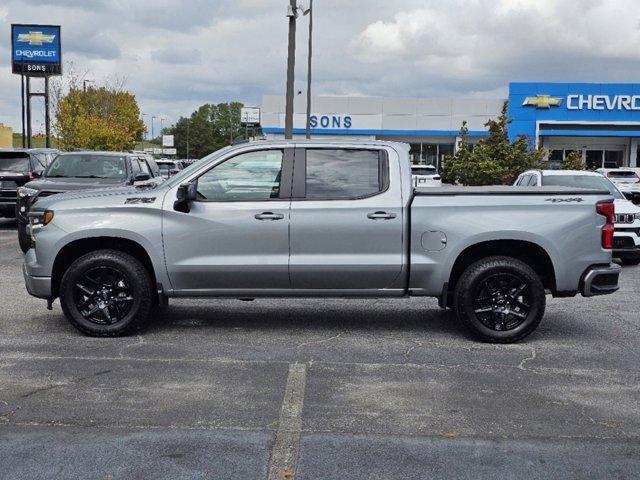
447, 240, 557, 298
51, 237, 159, 300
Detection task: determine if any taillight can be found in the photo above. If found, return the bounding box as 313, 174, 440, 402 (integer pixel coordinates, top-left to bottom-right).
596, 201, 615, 249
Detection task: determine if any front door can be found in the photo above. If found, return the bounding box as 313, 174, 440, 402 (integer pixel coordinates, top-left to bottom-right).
289, 147, 404, 290
163, 147, 293, 292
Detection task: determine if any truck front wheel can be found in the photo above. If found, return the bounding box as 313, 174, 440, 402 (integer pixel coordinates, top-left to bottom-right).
453, 256, 546, 343
59, 250, 154, 337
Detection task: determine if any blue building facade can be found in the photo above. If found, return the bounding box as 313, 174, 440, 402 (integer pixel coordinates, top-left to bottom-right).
261, 82, 640, 169
508, 82, 640, 167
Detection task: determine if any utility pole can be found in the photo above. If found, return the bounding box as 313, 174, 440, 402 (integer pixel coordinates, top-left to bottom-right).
305, 0, 313, 139
284, 0, 297, 139
186, 119, 190, 159
151, 116, 156, 143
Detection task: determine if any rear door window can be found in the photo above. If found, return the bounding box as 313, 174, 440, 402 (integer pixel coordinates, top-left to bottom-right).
303, 149, 387, 200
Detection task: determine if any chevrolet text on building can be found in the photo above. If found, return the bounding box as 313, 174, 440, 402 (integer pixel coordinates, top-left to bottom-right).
263, 83, 640, 169
566, 95, 640, 111
11, 24, 62, 76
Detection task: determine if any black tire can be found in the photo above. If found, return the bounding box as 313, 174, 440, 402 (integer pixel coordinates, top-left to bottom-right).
18, 221, 30, 253
453, 256, 546, 343
59, 249, 154, 337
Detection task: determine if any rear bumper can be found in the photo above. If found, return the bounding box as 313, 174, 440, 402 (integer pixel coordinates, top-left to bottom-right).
580, 263, 621, 297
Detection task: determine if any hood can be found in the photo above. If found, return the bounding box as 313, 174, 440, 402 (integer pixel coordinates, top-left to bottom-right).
26, 177, 126, 192
30, 184, 162, 212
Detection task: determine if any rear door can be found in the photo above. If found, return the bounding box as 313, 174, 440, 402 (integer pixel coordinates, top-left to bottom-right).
289, 147, 404, 290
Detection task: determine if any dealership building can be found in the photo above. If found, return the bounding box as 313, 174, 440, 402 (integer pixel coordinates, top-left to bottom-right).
261, 82, 640, 170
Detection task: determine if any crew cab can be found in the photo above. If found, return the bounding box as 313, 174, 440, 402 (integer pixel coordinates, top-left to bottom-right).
0, 148, 59, 219
15, 151, 164, 253
515, 169, 640, 265
23, 141, 620, 343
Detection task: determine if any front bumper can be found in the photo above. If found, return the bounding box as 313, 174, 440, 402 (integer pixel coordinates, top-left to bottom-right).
23, 250, 52, 299
580, 263, 621, 297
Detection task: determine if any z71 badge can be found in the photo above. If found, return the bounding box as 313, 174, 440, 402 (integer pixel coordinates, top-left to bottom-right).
545, 198, 584, 203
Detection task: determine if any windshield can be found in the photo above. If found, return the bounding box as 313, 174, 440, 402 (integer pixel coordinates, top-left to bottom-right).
45, 154, 127, 179
0, 152, 31, 172
543, 174, 624, 199
607, 171, 639, 182
412, 167, 437, 176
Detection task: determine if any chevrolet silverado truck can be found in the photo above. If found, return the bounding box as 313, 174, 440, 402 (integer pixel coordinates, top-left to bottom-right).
23, 140, 621, 343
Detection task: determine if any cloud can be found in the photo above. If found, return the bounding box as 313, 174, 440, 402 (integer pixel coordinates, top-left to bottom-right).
1, 0, 640, 134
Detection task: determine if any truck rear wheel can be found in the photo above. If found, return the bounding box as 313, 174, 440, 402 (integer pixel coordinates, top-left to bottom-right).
59, 250, 154, 337
453, 256, 545, 343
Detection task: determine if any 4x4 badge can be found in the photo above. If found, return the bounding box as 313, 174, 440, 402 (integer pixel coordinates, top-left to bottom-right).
545, 198, 584, 203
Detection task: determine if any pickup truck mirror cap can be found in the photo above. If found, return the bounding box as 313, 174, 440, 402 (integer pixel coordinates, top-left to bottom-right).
133, 172, 151, 182
176, 182, 197, 202
174, 183, 197, 213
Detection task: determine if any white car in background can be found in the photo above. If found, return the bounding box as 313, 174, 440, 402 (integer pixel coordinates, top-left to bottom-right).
515, 169, 640, 265
411, 164, 442, 187
596, 168, 640, 204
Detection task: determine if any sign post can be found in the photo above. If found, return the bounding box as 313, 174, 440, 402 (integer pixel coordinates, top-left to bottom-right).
11, 24, 62, 148
240, 107, 261, 140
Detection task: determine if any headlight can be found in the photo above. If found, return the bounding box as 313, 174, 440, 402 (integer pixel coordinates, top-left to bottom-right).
17, 186, 38, 198
635, 213, 640, 221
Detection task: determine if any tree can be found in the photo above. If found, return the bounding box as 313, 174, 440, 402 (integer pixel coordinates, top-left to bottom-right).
560, 150, 586, 170
54, 85, 144, 151
442, 102, 543, 185
165, 102, 245, 159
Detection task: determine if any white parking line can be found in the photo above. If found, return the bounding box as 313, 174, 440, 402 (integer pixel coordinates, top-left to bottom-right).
267, 363, 307, 480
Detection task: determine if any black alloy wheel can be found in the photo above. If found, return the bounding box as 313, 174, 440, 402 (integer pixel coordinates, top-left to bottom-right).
73, 266, 134, 325
472, 273, 532, 332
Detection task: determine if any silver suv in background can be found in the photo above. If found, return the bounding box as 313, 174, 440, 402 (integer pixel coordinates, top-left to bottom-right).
596, 168, 640, 204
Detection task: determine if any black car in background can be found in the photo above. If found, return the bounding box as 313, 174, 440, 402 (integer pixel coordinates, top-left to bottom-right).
0, 148, 60, 220
16, 151, 163, 252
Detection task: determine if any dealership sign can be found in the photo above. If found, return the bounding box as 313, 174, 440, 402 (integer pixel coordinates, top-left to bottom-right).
310, 114, 352, 129
523, 93, 640, 111
11, 24, 62, 76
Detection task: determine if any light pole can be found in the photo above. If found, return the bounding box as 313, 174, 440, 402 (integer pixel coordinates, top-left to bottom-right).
284, 0, 297, 139
186, 118, 190, 159
141, 113, 148, 142
83, 79, 94, 93
151, 116, 157, 144
303, 0, 313, 139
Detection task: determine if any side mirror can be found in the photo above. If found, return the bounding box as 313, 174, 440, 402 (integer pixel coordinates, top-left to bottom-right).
32, 170, 43, 178
133, 172, 151, 183
174, 182, 197, 212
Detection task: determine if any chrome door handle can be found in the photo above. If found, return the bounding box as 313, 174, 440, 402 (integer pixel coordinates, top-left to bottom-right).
367, 211, 397, 220
254, 212, 284, 221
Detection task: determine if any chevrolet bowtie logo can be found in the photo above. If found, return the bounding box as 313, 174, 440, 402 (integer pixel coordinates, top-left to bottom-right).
17, 31, 56, 46
522, 94, 562, 109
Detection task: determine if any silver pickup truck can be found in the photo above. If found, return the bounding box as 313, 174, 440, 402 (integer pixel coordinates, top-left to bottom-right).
23, 140, 621, 342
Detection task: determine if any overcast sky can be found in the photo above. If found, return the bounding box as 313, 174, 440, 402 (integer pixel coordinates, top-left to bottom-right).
1, 0, 639, 133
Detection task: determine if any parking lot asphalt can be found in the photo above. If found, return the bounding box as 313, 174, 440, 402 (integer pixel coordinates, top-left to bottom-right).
0, 217, 639, 479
